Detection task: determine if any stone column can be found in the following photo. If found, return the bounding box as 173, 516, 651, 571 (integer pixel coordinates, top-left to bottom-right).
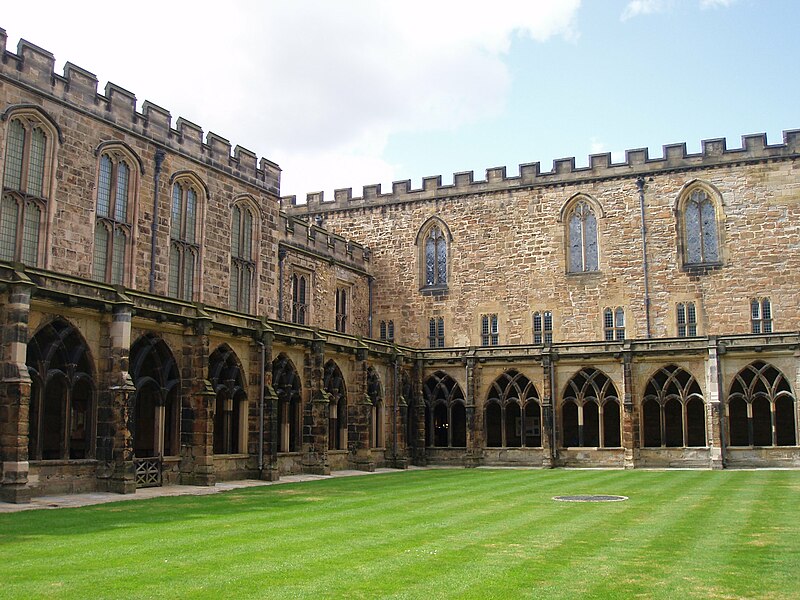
302, 338, 330, 475
254, 325, 279, 481
0, 275, 35, 503
705, 338, 725, 469
464, 355, 482, 468
622, 347, 638, 469
391, 357, 409, 469
540, 352, 555, 468
412, 359, 427, 466
349, 346, 375, 472
179, 312, 216, 486
99, 301, 136, 494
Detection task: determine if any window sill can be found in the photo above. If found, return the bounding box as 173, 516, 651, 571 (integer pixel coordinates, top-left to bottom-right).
682, 262, 722, 274
565, 270, 602, 278
420, 284, 448, 297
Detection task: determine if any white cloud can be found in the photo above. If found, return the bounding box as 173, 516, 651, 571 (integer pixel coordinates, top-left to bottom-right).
621, 0, 735, 20
1, 0, 581, 197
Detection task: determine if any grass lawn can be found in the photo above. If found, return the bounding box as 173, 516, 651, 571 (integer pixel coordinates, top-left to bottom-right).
1, 469, 799, 599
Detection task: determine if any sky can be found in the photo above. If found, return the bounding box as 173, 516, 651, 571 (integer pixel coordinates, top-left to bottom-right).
3, 1, 798, 200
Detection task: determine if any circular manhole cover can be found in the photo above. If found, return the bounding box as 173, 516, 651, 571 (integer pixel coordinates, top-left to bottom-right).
553, 495, 628, 502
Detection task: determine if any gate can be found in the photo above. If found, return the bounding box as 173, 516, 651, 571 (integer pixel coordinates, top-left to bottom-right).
134, 456, 162, 488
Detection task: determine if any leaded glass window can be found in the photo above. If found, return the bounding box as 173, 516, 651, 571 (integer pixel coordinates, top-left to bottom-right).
568, 200, 598, 273
751, 298, 772, 334
292, 273, 308, 325
481, 314, 499, 346
533, 311, 553, 345
424, 225, 447, 287
1, 116, 51, 266
335, 287, 348, 332
677, 302, 697, 337
93, 152, 132, 285
230, 204, 255, 312
429, 317, 444, 348
604, 307, 625, 341
168, 181, 200, 300
684, 189, 719, 265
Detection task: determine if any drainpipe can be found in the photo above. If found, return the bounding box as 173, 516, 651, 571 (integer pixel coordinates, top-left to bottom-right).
393, 356, 399, 464
368, 276, 374, 339
277, 247, 286, 321
149, 149, 166, 293
637, 177, 652, 339
257, 340, 266, 473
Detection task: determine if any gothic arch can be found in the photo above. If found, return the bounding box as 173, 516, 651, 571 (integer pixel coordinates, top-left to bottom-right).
324, 360, 348, 450
484, 369, 541, 448
559, 193, 603, 273
129, 333, 180, 457
561, 367, 621, 448
423, 371, 466, 447
727, 361, 796, 447
415, 216, 453, 290
209, 344, 247, 454
367, 366, 385, 448
27, 318, 95, 460
641, 365, 706, 447
674, 179, 725, 268
273, 353, 302, 452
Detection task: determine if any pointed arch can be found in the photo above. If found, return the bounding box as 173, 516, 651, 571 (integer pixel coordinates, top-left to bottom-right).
559, 193, 603, 273
324, 360, 348, 450
641, 365, 706, 448
675, 180, 724, 268
728, 361, 796, 447
561, 367, 620, 448
27, 318, 95, 460
485, 369, 541, 448
367, 367, 385, 448
423, 371, 465, 447
1, 105, 61, 268
209, 344, 247, 454
231, 195, 259, 312
92, 142, 142, 286
415, 216, 452, 290
168, 171, 207, 301
273, 353, 302, 452
129, 334, 180, 457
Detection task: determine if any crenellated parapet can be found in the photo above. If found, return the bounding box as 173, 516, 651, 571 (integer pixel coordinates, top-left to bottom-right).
282, 129, 800, 215
279, 212, 371, 272
0, 29, 280, 195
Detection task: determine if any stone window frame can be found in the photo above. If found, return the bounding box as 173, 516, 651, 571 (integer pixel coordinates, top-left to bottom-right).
750, 297, 773, 334
533, 310, 553, 345
230, 196, 260, 313
560, 367, 622, 448
379, 320, 395, 342
291, 268, 311, 325
675, 180, 725, 271
415, 216, 453, 294
92, 141, 143, 287
335, 284, 351, 333
168, 171, 207, 302
209, 344, 248, 455
0, 105, 62, 268
641, 365, 706, 448
559, 193, 604, 275
603, 307, 625, 341
484, 369, 542, 449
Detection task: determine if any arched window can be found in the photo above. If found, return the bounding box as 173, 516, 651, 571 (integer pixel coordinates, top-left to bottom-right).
728, 361, 797, 447
324, 360, 347, 450
367, 367, 384, 448
130, 334, 180, 458
231, 202, 256, 312
416, 217, 451, 291
1, 110, 58, 266
566, 198, 599, 273
423, 371, 466, 447
335, 287, 348, 333
561, 367, 620, 448
291, 273, 308, 325
27, 319, 95, 460
273, 354, 302, 453
678, 183, 722, 267
485, 370, 541, 448
169, 175, 204, 300
93, 144, 140, 285
641, 365, 706, 448
210, 345, 247, 455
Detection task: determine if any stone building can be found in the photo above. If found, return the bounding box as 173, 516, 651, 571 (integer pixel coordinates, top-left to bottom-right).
0, 30, 798, 502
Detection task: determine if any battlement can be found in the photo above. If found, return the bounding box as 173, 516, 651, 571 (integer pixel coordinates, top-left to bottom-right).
282, 129, 800, 215
279, 212, 371, 271
0, 28, 280, 195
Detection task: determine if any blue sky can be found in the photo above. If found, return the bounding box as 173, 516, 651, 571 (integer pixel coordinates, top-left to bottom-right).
2, 1, 797, 198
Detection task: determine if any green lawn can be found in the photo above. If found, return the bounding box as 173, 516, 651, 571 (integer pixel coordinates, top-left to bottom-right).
2, 469, 799, 599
